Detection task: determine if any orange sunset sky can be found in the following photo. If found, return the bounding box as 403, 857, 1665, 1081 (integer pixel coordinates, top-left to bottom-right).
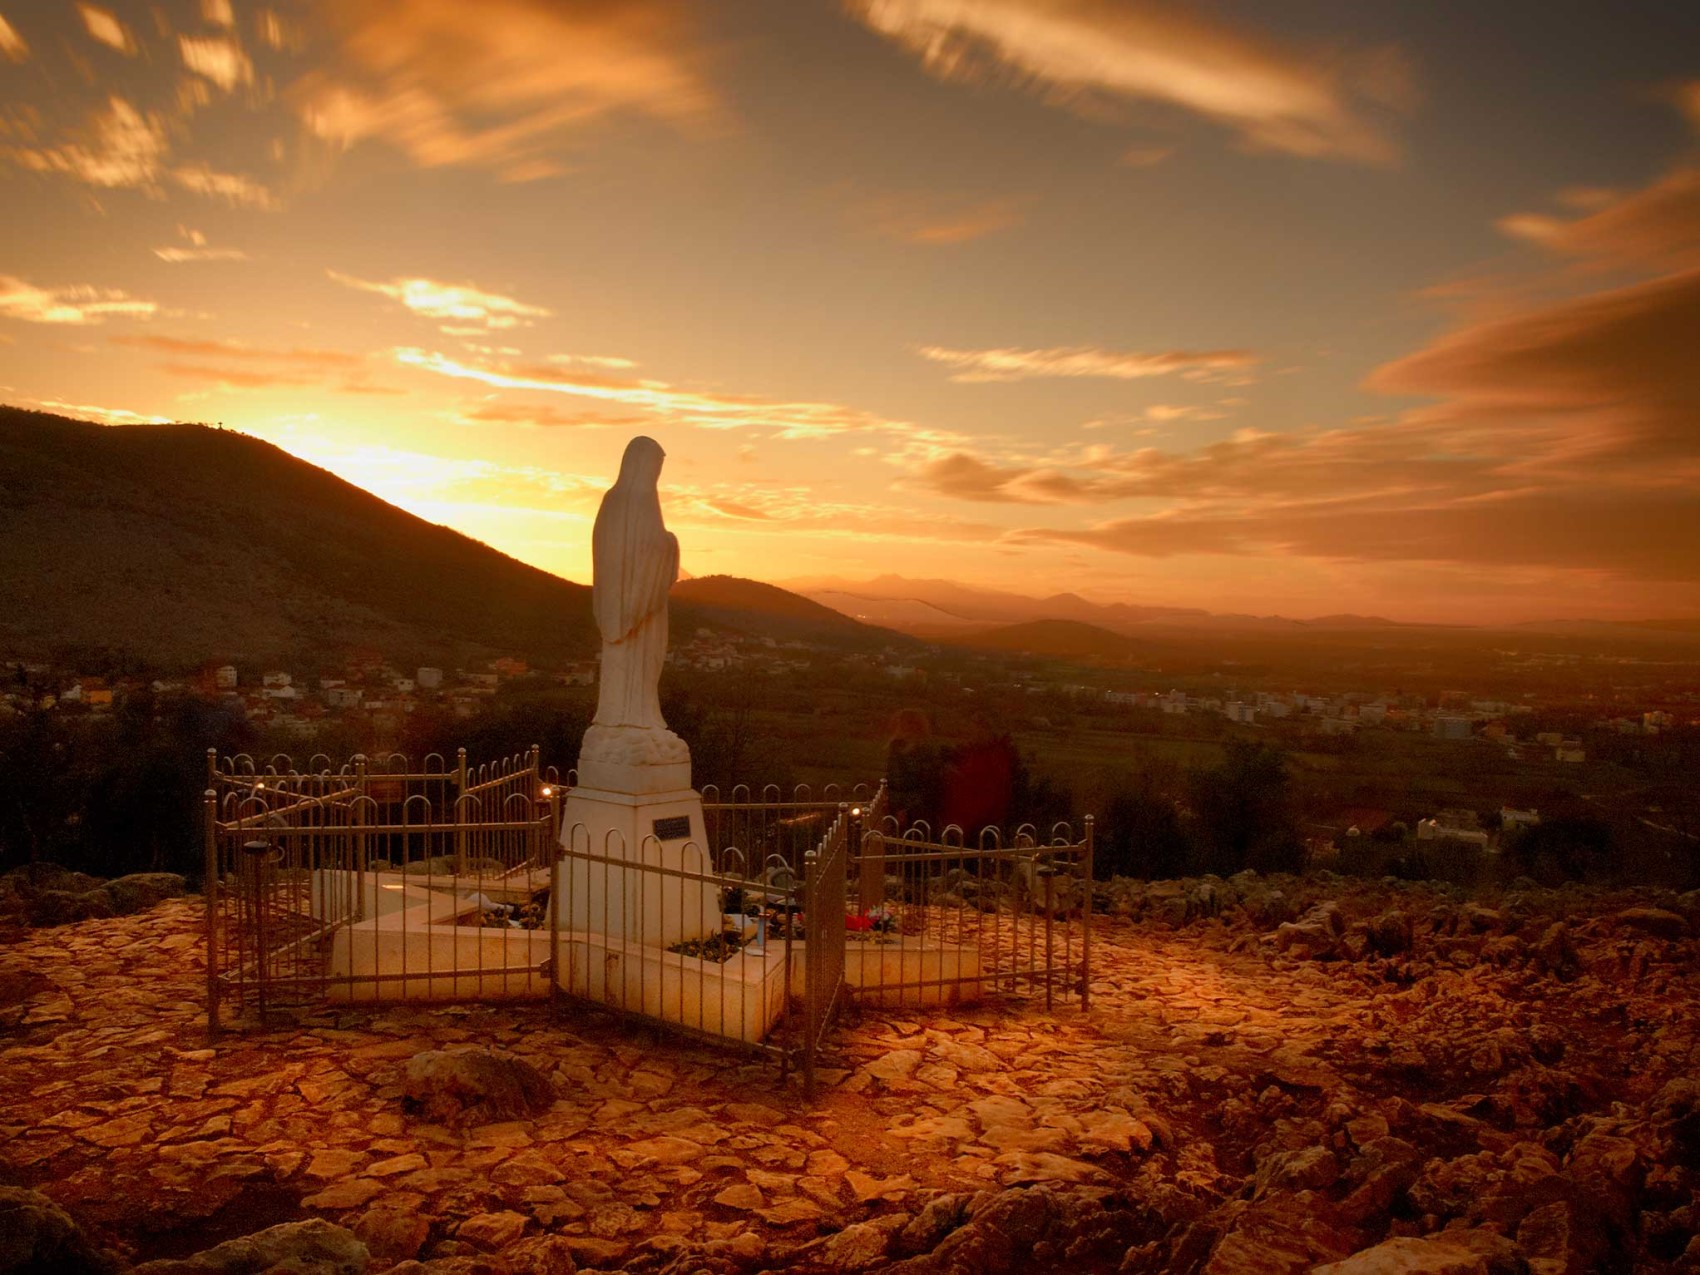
2, 1, 1698, 624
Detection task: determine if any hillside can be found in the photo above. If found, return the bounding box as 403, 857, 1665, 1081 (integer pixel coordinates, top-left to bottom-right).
793, 575, 1309, 636
671, 574, 909, 649
0, 406, 608, 669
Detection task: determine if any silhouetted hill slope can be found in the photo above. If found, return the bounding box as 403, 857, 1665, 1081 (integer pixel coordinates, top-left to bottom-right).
0, 407, 606, 668
671, 575, 909, 648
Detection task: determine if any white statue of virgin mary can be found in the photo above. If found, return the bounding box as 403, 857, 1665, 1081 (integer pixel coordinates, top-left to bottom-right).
581, 437, 689, 769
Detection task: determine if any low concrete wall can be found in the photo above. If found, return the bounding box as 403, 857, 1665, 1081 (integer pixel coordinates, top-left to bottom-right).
326, 887, 552, 1003
790, 936, 984, 1007
323, 882, 788, 1044
558, 935, 788, 1045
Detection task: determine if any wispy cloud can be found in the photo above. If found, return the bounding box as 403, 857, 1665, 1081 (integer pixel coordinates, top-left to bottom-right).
1497, 168, 1700, 274
112, 334, 400, 395
904, 123, 1700, 589
330, 271, 552, 332
546, 352, 639, 370
179, 34, 254, 92
851, 191, 1026, 244
7, 97, 169, 191
154, 247, 248, 262
157, 363, 319, 390
917, 344, 1256, 383
26, 397, 172, 426
170, 163, 278, 209
293, 0, 723, 181
458, 402, 641, 429
76, 4, 134, 56
927, 260, 1700, 582
394, 347, 966, 445
0, 276, 157, 325
1671, 80, 1700, 133
0, 13, 28, 62
848, 0, 1413, 164
112, 335, 363, 368
2, 95, 278, 209
1119, 144, 1175, 168
1367, 266, 1700, 461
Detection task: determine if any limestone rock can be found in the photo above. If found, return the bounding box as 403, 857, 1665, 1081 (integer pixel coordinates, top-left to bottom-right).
820, 1215, 909, 1270
866, 1048, 924, 1081
888, 1185, 1148, 1274
1195, 1191, 1357, 1275
456, 1212, 528, 1251
26, 889, 115, 927
1531, 923, 1580, 979
897, 1194, 971, 1256
355, 1209, 432, 1262
1651, 1077, 1700, 1165
504, 1235, 578, 1275
99, 872, 187, 915
1367, 910, 1413, 956
131, 1219, 368, 1275
1516, 1198, 1609, 1275
5, 867, 185, 927
1614, 906, 1687, 939
1253, 1146, 1338, 1197
403, 1049, 553, 1125
1276, 903, 1344, 959
1312, 1234, 1506, 1275
0, 1186, 122, 1275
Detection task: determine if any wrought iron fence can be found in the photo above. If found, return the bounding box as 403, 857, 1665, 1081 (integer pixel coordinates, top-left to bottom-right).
845, 816, 1095, 1012
203, 756, 1088, 1098
203, 755, 883, 1096
204, 748, 560, 1025
699, 781, 882, 880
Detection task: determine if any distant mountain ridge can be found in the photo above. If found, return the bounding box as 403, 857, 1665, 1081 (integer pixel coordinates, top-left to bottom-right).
786, 573, 1403, 637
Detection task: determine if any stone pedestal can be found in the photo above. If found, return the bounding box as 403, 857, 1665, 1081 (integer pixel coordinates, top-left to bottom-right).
555, 784, 720, 947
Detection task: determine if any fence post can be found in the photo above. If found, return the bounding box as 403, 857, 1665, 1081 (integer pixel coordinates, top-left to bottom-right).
855, 801, 879, 913
455, 747, 468, 876
543, 777, 561, 1010
242, 838, 271, 1025
1081, 815, 1094, 1011
802, 846, 819, 1102
203, 788, 220, 1036
1041, 864, 1055, 1012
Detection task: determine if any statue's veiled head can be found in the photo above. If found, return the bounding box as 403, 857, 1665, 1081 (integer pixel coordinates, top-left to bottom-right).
616, 435, 665, 489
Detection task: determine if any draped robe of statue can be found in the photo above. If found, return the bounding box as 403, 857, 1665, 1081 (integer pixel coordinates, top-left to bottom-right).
580, 436, 689, 773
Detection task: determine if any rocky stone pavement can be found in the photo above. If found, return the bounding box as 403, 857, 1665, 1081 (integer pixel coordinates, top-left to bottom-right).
1, 873, 1697, 1273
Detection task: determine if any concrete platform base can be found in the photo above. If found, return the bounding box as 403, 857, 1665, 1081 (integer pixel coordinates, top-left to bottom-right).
790, 935, 984, 1007
325, 879, 551, 1003
557, 934, 790, 1045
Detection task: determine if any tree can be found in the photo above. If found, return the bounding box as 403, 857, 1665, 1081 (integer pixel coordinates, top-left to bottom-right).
1502, 814, 1614, 885
1094, 777, 1189, 880
1187, 741, 1302, 875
